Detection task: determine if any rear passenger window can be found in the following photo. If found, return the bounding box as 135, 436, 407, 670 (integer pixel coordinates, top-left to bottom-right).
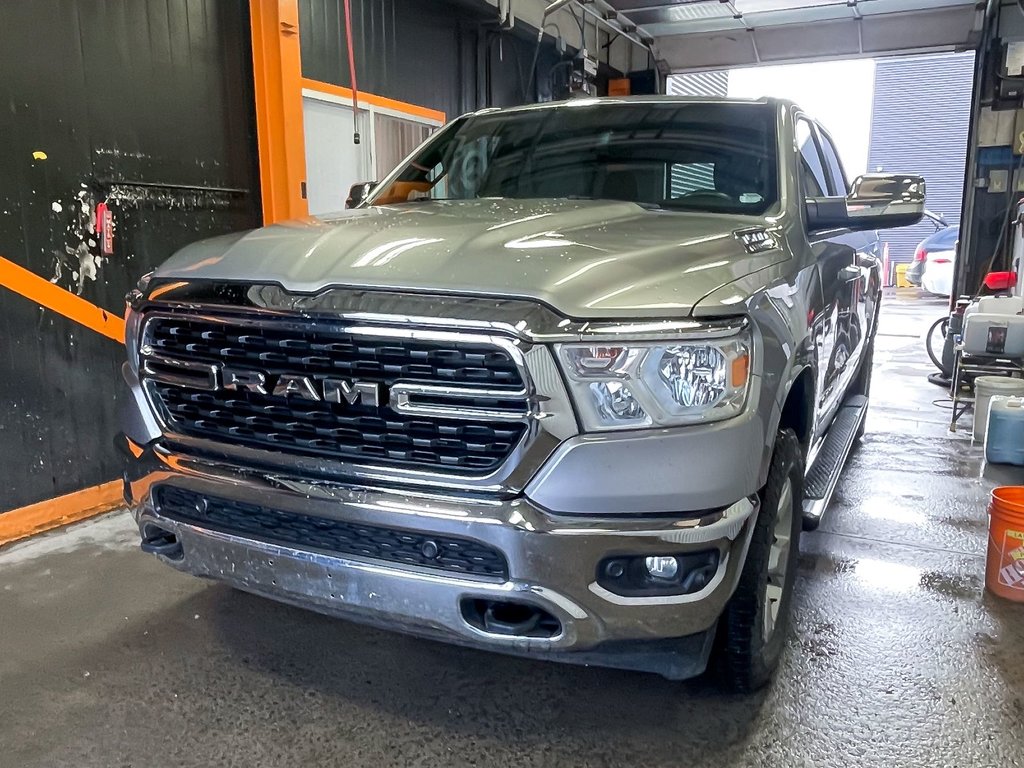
796, 119, 828, 198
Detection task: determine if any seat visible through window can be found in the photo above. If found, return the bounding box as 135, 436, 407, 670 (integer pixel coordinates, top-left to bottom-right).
600, 170, 639, 202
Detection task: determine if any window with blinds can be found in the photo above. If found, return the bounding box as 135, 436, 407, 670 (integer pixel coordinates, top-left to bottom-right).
374, 114, 435, 180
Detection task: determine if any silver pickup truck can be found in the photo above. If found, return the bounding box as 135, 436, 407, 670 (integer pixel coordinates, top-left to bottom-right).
120, 97, 923, 691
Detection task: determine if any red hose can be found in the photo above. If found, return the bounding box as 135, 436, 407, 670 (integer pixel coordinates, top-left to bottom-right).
343, 0, 360, 141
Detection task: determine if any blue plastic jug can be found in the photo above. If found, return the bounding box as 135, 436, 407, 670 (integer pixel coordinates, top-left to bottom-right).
986, 396, 1024, 466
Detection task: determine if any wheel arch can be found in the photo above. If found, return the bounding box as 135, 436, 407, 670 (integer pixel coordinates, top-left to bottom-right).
776, 365, 815, 456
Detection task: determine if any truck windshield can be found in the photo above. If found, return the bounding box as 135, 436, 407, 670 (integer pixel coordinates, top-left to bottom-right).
370, 101, 778, 215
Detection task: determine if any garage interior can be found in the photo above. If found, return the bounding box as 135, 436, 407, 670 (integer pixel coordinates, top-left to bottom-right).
2, 0, 1023, 765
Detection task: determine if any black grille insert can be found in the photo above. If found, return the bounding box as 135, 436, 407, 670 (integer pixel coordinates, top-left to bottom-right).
146, 317, 523, 387
154, 486, 509, 579
143, 316, 529, 473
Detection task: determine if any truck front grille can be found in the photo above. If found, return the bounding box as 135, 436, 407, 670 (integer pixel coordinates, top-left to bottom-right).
154, 486, 509, 579
141, 315, 530, 474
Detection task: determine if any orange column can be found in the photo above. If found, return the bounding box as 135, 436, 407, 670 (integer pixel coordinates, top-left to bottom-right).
250, 0, 308, 224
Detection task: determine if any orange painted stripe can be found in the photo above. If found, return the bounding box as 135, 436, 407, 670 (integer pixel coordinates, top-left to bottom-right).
0, 480, 123, 546
301, 77, 446, 124
0, 256, 125, 343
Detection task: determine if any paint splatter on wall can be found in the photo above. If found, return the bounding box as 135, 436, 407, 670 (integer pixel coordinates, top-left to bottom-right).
49, 184, 106, 296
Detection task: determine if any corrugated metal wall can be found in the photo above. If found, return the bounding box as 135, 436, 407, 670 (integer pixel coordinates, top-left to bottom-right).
0, 0, 261, 511
666, 71, 729, 97
867, 52, 975, 261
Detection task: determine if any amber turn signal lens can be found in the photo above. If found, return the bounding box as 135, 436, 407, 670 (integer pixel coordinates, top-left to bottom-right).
731, 353, 750, 389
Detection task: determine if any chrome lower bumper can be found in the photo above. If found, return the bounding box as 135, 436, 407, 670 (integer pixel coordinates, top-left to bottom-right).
123, 440, 759, 679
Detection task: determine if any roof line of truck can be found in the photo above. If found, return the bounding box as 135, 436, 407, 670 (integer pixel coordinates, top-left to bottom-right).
469, 95, 781, 118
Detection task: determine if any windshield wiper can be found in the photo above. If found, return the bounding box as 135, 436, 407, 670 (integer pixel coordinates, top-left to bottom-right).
552, 195, 661, 210
387, 197, 454, 204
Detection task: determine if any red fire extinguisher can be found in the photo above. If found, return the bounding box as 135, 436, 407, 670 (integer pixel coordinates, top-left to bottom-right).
95, 201, 114, 256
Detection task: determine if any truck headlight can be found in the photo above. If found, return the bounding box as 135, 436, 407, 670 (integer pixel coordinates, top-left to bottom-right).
556, 333, 751, 431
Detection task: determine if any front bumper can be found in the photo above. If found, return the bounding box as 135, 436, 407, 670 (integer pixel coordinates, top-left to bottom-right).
122, 440, 759, 680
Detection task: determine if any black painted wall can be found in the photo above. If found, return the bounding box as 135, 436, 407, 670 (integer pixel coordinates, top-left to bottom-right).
0, 0, 261, 511
298, 0, 612, 117
0, 0, 624, 514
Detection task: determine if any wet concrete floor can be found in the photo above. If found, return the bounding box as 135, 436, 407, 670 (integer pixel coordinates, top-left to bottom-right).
1, 292, 1022, 767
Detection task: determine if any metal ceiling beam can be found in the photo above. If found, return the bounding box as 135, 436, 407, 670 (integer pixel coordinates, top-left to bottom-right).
634, 0, 979, 72
574, 0, 660, 54
725, 1, 753, 31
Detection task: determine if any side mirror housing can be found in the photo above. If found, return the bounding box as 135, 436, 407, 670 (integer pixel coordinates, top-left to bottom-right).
806, 173, 925, 233
345, 181, 377, 209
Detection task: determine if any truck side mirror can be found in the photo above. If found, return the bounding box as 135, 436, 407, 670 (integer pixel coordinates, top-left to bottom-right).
346, 181, 377, 209
806, 173, 925, 233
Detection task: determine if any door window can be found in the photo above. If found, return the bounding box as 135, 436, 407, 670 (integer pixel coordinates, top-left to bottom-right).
796, 118, 828, 198
816, 128, 849, 196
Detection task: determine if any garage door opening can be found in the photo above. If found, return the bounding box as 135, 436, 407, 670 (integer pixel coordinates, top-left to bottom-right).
670, 50, 975, 291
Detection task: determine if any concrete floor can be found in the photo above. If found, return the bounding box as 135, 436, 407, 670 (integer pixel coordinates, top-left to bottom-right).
2, 292, 1022, 767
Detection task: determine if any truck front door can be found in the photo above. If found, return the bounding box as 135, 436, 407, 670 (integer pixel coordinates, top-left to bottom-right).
815, 124, 879, 376
797, 117, 861, 440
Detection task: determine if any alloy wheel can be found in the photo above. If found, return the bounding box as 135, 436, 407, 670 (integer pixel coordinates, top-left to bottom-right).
763, 477, 794, 642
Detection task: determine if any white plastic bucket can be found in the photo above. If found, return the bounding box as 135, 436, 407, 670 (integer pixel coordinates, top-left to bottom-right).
974, 376, 1024, 442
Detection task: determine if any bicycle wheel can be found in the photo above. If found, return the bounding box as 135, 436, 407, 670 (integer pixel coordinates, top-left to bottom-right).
926, 316, 949, 374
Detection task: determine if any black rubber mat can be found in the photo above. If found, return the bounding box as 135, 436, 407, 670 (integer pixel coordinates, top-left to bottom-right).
805, 396, 867, 500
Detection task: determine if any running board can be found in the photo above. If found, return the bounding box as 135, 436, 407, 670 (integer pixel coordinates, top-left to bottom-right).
802, 394, 868, 530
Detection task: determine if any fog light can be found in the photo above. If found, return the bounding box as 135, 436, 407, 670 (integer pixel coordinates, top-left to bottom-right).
644, 556, 679, 580
597, 550, 720, 597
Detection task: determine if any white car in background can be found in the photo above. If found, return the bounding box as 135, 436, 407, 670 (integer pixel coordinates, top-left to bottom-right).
920, 248, 955, 297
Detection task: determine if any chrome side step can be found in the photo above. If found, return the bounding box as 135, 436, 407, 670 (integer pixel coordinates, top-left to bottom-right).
802, 394, 868, 530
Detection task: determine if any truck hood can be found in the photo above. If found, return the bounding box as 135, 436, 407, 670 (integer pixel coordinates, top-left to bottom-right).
155, 199, 786, 318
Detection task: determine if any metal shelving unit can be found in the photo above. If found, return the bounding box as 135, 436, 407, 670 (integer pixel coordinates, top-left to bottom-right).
948, 345, 1024, 432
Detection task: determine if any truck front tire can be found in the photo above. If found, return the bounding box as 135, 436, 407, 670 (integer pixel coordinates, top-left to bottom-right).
713, 428, 803, 692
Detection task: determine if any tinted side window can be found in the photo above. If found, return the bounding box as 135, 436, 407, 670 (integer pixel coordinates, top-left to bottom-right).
796, 119, 828, 197
816, 128, 848, 196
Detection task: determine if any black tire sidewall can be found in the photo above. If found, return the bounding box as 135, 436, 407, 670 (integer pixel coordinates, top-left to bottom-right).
852, 332, 876, 398
853, 330, 877, 440
715, 428, 804, 692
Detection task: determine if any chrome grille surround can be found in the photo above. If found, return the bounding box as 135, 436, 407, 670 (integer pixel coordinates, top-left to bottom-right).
135, 296, 578, 494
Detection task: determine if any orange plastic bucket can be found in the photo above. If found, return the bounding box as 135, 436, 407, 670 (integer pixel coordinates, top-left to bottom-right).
987, 487, 1024, 602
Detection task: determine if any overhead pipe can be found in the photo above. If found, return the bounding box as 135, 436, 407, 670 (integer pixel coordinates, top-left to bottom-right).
527, 0, 574, 99
343, 0, 361, 144
574, 0, 655, 53
543, 0, 574, 15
